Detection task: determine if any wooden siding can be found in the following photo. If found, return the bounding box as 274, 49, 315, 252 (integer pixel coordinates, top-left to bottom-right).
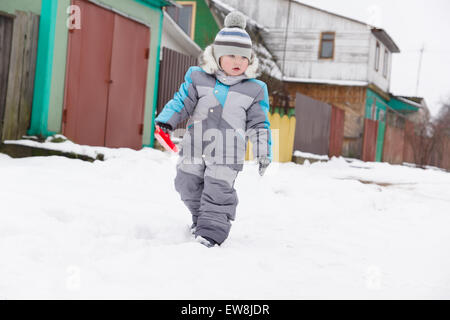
1, 11, 39, 141
0, 13, 14, 139
219, 0, 372, 82
367, 34, 391, 92
285, 82, 366, 113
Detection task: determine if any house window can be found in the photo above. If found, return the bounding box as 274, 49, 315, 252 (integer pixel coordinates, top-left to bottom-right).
383, 49, 389, 78
375, 42, 380, 72
166, 1, 197, 39
319, 32, 335, 59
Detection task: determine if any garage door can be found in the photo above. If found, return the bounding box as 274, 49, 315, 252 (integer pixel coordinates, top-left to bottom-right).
63, 0, 150, 149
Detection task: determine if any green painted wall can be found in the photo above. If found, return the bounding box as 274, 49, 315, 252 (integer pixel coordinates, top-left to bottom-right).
365, 89, 421, 162
47, 0, 70, 134
175, 0, 219, 50
0, 0, 42, 15
365, 88, 388, 121
29, 0, 58, 137
376, 121, 385, 162
42, 0, 163, 147
365, 88, 388, 162
366, 89, 420, 119
193, 0, 220, 49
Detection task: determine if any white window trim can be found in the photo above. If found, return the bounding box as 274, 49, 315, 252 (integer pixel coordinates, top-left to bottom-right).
375, 41, 380, 72
383, 49, 389, 78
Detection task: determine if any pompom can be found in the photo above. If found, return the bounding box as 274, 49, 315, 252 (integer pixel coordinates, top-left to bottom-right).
224, 11, 247, 29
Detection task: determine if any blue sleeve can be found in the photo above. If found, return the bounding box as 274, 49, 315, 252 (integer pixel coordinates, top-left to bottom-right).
155, 66, 200, 129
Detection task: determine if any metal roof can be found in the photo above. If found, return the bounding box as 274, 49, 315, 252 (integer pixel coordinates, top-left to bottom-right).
371, 28, 401, 53
162, 11, 202, 57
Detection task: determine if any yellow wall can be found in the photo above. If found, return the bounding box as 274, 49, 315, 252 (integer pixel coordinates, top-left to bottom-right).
246, 113, 296, 163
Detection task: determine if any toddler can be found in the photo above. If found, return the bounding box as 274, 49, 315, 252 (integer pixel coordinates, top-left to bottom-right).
155, 11, 272, 247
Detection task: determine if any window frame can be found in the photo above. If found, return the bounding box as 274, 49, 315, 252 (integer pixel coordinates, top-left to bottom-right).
383, 48, 389, 78
375, 41, 380, 72
165, 1, 197, 40
318, 31, 335, 60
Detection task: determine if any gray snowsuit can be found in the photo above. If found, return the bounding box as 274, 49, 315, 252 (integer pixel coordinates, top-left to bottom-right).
155, 45, 272, 244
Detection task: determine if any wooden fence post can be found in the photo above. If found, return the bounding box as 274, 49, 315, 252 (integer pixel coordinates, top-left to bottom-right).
18, 13, 39, 139
2, 11, 39, 141
0, 12, 14, 140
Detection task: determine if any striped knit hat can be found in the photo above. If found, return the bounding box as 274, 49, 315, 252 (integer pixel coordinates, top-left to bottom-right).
213, 11, 252, 68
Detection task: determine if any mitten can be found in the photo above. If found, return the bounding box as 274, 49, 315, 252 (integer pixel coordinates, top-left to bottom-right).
258, 156, 271, 176
156, 122, 173, 134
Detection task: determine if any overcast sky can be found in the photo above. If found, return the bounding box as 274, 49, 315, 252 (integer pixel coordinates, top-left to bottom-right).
297, 0, 450, 117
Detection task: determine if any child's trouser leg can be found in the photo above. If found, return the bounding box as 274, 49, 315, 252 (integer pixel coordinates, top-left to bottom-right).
195, 164, 239, 245
174, 158, 205, 224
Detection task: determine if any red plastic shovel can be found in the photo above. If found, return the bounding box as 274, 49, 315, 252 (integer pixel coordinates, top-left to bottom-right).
154, 125, 178, 153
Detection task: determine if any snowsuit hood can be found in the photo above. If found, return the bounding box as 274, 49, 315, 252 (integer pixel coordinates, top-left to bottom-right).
198, 45, 261, 85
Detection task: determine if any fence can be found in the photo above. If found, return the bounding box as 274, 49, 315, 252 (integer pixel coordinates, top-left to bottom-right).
342, 112, 364, 159
157, 47, 197, 132
362, 118, 378, 162
382, 124, 404, 164
0, 12, 14, 137
292, 92, 345, 159
379, 118, 450, 171
329, 105, 345, 158
294, 92, 331, 156
0, 11, 39, 141
402, 120, 416, 164
247, 91, 448, 170
272, 91, 449, 170
435, 137, 450, 170
246, 112, 296, 162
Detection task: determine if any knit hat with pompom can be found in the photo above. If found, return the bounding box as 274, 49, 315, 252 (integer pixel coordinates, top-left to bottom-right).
213, 11, 253, 67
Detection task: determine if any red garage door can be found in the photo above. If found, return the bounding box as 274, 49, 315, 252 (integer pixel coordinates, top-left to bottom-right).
63, 0, 150, 150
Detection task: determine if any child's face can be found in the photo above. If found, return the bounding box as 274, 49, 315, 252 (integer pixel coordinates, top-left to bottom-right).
219, 55, 249, 76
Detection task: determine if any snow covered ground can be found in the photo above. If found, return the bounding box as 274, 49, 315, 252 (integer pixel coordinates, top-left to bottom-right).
1, 146, 449, 299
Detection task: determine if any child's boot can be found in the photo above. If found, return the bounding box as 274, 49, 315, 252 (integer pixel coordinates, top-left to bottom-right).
195, 235, 218, 248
